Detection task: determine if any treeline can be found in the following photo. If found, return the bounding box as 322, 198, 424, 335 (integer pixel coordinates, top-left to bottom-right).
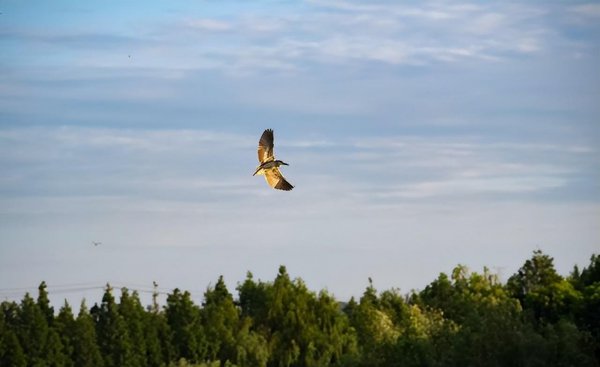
0, 251, 598, 367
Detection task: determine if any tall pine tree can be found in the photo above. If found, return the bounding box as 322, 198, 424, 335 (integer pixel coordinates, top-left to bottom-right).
17, 293, 49, 366
93, 284, 134, 367
74, 300, 104, 367
119, 289, 148, 367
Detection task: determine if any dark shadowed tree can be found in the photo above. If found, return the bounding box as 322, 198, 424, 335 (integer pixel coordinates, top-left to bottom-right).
74, 300, 104, 367
55, 300, 76, 367
17, 293, 48, 366
0, 301, 26, 366
0, 328, 26, 367
93, 284, 134, 367
507, 250, 581, 323
237, 272, 269, 324
43, 328, 67, 367
570, 254, 600, 361
37, 281, 54, 326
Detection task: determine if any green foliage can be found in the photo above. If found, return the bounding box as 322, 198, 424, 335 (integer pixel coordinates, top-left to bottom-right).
37, 281, 54, 327
74, 300, 104, 367
118, 288, 148, 367
507, 250, 580, 323
145, 309, 173, 367
202, 276, 238, 363
55, 300, 76, 367
0, 328, 26, 367
165, 288, 206, 362
92, 284, 135, 367
570, 254, 600, 361
2, 252, 599, 366
17, 292, 49, 366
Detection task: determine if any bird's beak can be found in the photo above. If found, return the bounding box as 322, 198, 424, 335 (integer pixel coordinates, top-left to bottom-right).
282, 162, 289, 166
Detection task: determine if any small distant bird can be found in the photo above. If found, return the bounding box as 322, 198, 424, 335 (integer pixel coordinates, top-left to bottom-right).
92, 241, 101, 247
253, 129, 294, 191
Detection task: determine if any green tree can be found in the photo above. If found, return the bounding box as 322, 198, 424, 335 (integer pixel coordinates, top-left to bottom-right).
93, 284, 134, 367
119, 288, 148, 367
145, 308, 172, 367
43, 328, 67, 367
0, 300, 26, 366
234, 317, 269, 367
539, 319, 598, 367
37, 281, 54, 326
55, 301, 76, 367
347, 279, 395, 366
570, 254, 600, 361
202, 276, 239, 363
17, 292, 49, 366
73, 300, 104, 367
144, 281, 171, 367
0, 328, 26, 367
508, 250, 581, 323
261, 266, 358, 367
237, 272, 269, 325
165, 288, 205, 363
307, 290, 358, 366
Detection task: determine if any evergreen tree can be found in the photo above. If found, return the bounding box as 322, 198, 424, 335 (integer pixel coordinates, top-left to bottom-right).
144, 281, 171, 367
237, 272, 269, 324
0, 329, 26, 367
37, 281, 55, 326
119, 288, 148, 367
94, 284, 134, 367
43, 328, 67, 367
55, 300, 76, 367
144, 309, 172, 367
202, 276, 239, 363
508, 250, 581, 323
265, 265, 302, 367
165, 288, 205, 363
74, 300, 104, 367
1, 253, 598, 367
17, 292, 49, 366
0, 300, 24, 366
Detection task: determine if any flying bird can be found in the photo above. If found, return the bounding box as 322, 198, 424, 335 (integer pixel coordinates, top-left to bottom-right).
92, 241, 101, 247
253, 129, 294, 191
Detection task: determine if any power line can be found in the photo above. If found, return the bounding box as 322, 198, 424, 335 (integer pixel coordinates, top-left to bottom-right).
0, 282, 199, 298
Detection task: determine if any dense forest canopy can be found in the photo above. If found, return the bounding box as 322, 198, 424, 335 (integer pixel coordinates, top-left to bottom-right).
1, 251, 599, 367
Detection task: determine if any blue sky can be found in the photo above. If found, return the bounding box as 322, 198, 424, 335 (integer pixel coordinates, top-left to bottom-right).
1, 0, 599, 307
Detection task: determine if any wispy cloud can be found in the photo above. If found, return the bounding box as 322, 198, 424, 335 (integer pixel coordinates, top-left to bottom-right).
2, 1, 579, 74
2, 127, 593, 208
186, 18, 232, 32
570, 3, 600, 18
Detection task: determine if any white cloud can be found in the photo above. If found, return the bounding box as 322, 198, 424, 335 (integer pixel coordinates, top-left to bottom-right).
383, 176, 567, 199
2, 1, 564, 74
570, 3, 600, 18
186, 18, 232, 32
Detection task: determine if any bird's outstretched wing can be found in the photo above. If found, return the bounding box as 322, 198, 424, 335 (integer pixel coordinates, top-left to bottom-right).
264, 168, 294, 191
257, 129, 274, 163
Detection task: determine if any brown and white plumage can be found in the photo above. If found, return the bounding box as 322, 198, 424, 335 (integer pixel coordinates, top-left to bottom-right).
257, 129, 274, 164
253, 129, 294, 191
